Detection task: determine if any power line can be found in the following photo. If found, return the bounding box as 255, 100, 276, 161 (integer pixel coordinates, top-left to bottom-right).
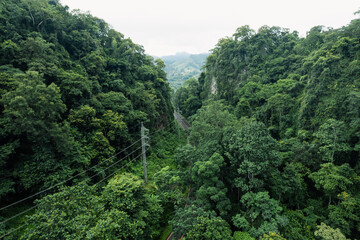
0, 205, 37, 225
0, 223, 27, 239
147, 127, 165, 137
95, 151, 144, 185
141, 122, 169, 137
85, 146, 142, 184
0, 137, 143, 212
0, 120, 152, 238
0, 150, 145, 238
0, 145, 143, 226
141, 122, 148, 183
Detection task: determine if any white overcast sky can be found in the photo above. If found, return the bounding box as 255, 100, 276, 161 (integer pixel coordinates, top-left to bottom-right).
60, 0, 359, 56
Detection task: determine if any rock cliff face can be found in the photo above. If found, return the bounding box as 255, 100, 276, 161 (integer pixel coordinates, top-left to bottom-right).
211, 76, 217, 94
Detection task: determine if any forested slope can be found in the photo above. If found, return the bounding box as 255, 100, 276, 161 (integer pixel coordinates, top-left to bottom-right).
1, 0, 360, 239
162, 52, 208, 90
0, 1, 175, 238
173, 18, 360, 239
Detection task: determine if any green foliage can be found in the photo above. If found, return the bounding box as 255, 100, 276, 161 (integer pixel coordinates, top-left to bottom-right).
233, 191, 288, 238
153, 166, 182, 203
159, 224, 172, 240
174, 17, 360, 239
189, 100, 236, 150
0, 0, 173, 215
270, 162, 309, 208
174, 77, 202, 118
0, 71, 85, 191
20, 173, 163, 240
170, 205, 231, 240
185, 216, 233, 240
0, 1, 175, 238
225, 121, 280, 192
327, 192, 360, 238
314, 223, 347, 240
309, 163, 355, 205
171, 144, 195, 187
313, 119, 350, 162
233, 231, 255, 240
102, 173, 163, 238
170, 205, 211, 239
2, 1, 360, 239
282, 210, 315, 240
259, 232, 287, 240
2, 72, 65, 135
21, 183, 102, 240
192, 152, 231, 216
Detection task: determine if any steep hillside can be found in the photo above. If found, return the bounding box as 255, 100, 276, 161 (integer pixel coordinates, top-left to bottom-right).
173, 21, 360, 239
0, 0, 173, 206
2, 1, 360, 239
201, 24, 360, 134
162, 52, 208, 89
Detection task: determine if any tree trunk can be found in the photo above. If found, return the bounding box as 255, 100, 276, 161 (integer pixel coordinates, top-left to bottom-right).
27, 4, 35, 26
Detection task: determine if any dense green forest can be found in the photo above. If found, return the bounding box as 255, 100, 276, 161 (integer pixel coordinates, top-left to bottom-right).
174, 15, 360, 240
1, 0, 360, 239
162, 52, 208, 90
0, 0, 176, 239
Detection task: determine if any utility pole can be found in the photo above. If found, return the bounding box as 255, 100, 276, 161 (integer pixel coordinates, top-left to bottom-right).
141, 122, 148, 183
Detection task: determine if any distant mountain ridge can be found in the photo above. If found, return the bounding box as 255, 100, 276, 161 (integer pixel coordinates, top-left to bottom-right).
161, 52, 208, 90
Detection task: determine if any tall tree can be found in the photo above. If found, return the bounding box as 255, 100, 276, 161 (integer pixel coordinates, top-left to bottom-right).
191, 152, 231, 217
232, 191, 288, 238
313, 119, 350, 163
225, 121, 281, 193
309, 163, 355, 206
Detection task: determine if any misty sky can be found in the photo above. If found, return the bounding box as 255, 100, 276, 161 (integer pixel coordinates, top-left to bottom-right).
60, 0, 359, 56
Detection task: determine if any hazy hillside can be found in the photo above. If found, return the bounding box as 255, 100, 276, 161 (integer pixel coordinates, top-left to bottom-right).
161, 52, 208, 90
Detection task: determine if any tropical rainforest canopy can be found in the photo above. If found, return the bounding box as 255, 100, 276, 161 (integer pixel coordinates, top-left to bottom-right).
174, 13, 360, 240
0, 0, 359, 239
0, 0, 174, 238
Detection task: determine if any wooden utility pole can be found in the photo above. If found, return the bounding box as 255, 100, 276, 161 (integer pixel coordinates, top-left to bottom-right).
141, 122, 148, 183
